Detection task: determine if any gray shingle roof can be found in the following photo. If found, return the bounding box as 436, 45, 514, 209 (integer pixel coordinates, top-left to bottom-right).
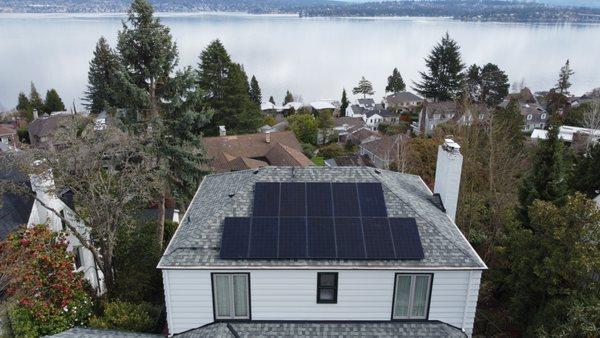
46, 327, 161, 338
175, 321, 466, 337
159, 167, 485, 269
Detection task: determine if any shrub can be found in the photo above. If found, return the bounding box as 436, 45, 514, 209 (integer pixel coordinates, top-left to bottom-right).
263, 115, 277, 126
17, 127, 30, 144
318, 143, 345, 159
89, 300, 160, 333
301, 143, 316, 157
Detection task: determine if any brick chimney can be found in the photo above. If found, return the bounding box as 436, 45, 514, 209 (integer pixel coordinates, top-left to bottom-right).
218, 125, 226, 137
434, 138, 463, 222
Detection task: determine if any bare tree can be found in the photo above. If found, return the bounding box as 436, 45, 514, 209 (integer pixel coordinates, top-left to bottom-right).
582, 102, 600, 151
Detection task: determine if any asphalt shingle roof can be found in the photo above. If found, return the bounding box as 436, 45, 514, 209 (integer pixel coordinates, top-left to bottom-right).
47, 327, 160, 338
158, 166, 485, 269
175, 321, 466, 338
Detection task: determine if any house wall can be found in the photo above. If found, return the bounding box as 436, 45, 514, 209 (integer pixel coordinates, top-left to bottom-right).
162, 268, 482, 336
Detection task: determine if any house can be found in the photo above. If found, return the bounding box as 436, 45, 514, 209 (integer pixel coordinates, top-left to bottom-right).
530, 125, 600, 144
499, 87, 549, 132
260, 102, 284, 112
310, 101, 336, 112
324, 154, 374, 167
158, 141, 486, 337
203, 130, 313, 172
384, 91, 424, 111
345, 127, 380, 145
359, 134, 409, 169
364, 108, 398, 130
257, 120, 288, 134
0, 124, 18, 150
28, 113, 78, 149
417, 102, 488, 135
333, 116, 367, 143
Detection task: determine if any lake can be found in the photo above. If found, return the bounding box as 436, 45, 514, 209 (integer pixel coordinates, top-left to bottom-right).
0, 13, 599, 110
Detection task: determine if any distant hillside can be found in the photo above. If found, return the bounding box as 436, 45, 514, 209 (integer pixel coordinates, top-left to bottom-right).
538, 0, 600, 8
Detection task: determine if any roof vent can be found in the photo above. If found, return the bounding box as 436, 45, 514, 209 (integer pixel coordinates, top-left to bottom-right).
228, 193, 235, 198
374, 169, 381, 174
253, 169, 260, 174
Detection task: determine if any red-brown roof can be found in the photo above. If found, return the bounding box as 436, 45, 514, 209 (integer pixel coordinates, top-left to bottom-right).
0, 124, 16, 136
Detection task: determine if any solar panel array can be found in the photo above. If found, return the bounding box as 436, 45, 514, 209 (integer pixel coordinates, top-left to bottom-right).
219, 182, 424, 260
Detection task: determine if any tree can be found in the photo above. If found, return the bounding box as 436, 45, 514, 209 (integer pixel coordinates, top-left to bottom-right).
352, 76, 374, 98
570, 143, 600, 198
29, 82, 44, 115
16, 92, 32, 121
249, 75, 261, 105
582, 102, 600, 150
340, 88, 349, 117
465, 64, 481, 102
385, 68, 406, 93
479, 63, 509, 107
287, 113, 318, 145
317, 109, 334, 143
117, 0, 178, 119
269, 96, 275, 105
0, 226, 93, 337
283, 90, 294, 105
413, 33, 465, 101
555, 59, 574, 95
83, 37, 122, 114
43, 89, 66, 114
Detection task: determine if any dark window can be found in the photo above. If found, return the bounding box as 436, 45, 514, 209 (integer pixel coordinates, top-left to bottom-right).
317, 272, 338, 303
74, 247, 83, 269
60, 210, 67, 231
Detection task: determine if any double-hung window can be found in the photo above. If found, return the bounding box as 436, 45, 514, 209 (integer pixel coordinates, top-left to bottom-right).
212, 273, 250, 320
392, 274, 432, 319
316, 272, 338, 303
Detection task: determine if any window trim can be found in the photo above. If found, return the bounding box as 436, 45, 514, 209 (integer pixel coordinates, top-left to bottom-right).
211, 273, 251, 321
391, 273, 433, 321
316, 272, 338, 304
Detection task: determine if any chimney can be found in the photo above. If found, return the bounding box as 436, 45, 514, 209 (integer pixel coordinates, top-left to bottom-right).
218, 125, 226, 137
265, 131, 271, 143
434, 138, 463, 222
33, 109, 39, 120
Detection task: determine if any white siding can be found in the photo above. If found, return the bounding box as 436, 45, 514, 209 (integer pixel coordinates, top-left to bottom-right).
163, 268, 482, 336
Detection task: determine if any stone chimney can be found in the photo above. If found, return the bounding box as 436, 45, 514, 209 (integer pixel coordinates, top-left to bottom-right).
434, 138, 463, 222
33, 109, 39, 120
218, 125, 226, 137
265, 131, 271, 143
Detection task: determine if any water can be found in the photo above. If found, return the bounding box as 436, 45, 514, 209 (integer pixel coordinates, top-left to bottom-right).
0, 13, 599, 110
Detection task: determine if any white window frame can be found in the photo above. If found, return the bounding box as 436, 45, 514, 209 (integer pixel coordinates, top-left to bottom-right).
212, 273, 250, 320
541, 113, 547, 120
392, 273, 432, 320
527, 114, 533, 120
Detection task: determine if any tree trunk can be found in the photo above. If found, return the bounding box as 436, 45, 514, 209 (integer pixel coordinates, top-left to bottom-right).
102, 250, 114, 293
157, 190, 166, 250
149, 78, 157, 119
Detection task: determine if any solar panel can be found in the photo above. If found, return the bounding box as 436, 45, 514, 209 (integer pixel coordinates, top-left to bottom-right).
357, 183, 387, 217
389, 218, 424, 259
306, 183, 333, 217
278, 217, 307, 258
249, 217, 279, 258
280, 183, 306, 217
253, 183, 280, 217
219, 217, 251, 258
362, 217, 395, 259
307, 217, 336, 258
334, 217, 365, 259
332, 183, 360, 217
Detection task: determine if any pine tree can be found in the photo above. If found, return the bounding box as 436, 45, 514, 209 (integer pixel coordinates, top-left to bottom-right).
29, 82, 44, 115
197, 39, 231, 106
84, 37, 121, 114
480, 63, 509, 107
413, 33, 465, 101
385, 68, 406, 93
43, 89, 66, 114
16, 92, 32, 121
352, 76, 374, 98
340, 88, 349, 117
117, 0, 178, 118
556, 59, 574, 95
249, 75, 261, 105
465, 64, 481, 102
283, 90, 294, 105
224, 63, 263, 133
269, 96, 276, 105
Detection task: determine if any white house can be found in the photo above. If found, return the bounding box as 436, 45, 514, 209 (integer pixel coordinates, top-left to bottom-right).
531, 125, 600, 144
158, 140, 486, 337
27, 166, 105, 294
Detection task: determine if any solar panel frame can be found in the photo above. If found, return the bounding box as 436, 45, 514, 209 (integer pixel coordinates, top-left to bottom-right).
334, 217, 366, 259
389, 218, 424, 259
219, 217, 251, 259
306, 183, 333, 217
279, 182, 307, 217
278, 217, 307, 258
253, 182, 280, 217
249, 217, 279, 258
307, 217, 336, 258
362, 217, 396, 259
357, 183, 388, 217
332, 183, 361, 217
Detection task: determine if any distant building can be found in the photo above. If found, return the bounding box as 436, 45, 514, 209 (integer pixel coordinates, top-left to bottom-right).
530, 125, 600, 144
384, 91, 424, 111
203, 130, 313, 172
28, 113, 78, 149
499, 87, 549, 132
0, 124, 18, 151
417, 102, 488, 135
359, 134, 409, 169
345, 98, 400, 131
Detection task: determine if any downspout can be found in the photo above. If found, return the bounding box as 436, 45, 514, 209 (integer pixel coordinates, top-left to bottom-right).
461, 270, 474, 336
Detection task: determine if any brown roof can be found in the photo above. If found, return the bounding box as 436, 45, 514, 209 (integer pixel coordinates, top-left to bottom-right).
334, 117, 365, 129
348, 128, 380, 144
0, 124, 16, 137
203, 131, 312, 172
225, 157, 269, 171
28, 115, 74, 137
360, 134, 409, 162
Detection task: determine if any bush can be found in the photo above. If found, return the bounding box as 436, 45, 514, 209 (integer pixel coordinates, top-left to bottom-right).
301, 143, 316, 157
89, 300, 160, 333
318, 143, 345, 159
17, 127, 30, 144
263, 115, 277, 126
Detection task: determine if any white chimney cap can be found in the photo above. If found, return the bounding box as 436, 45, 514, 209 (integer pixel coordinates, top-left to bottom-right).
444, 138, 460, 149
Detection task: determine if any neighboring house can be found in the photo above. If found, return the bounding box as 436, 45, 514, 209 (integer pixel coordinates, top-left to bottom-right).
346, 127, 380, 145
203, 130, 313, 172
260, 102, 284, 112
324, 154, 374, 167
158, 142, 485, 337
27, 167, 105, 294
310, 101, 336, 112
283, 101, 303, 112
28, 113, 77, 149
417, 102, 488, 135
499, 99, 549, 132
531, 125, 600, 144
0, 124, 18, 150
257, 120, 288, 134
333, 116, 367, 143
384, 91, 424, 111
359, 134, 409, 169
364, 108, 398, 130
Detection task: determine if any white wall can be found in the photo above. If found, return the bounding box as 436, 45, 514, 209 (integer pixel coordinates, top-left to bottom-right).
162, 268, 482, 336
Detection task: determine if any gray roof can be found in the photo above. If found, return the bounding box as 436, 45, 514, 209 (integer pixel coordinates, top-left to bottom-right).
365, 109, 396, 118
0, 165, 33, 240
159, 167, 485, 269
386, 91, 423, 104
176, 321, 466, 337
349, 105, 366, 116
357, 98, 376, 108
46, 327, 161, 338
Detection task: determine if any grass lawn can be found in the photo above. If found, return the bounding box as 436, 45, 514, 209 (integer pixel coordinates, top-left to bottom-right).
311, 156, 325, 166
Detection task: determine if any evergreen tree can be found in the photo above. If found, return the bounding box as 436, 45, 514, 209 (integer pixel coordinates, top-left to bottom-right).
385, 68, 406, 93
16, 92, 32, 121
117, 0, 178, 118
269, 96, 276, 105
352, 76, 374, 98
556, 59, 574, 95
465, 64, 481, 102
43, 89, 66, 114
340, 88, 349, 117
413, 33, 465, 101
28, 82, 44, 115
249, 75, 261, 105
570, 143, 600, 198
480, 63, 509, 107
198, 39, 231, 106
84, 37, 122, 114
283, 90, 294, 105
224, 63, 263, 133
